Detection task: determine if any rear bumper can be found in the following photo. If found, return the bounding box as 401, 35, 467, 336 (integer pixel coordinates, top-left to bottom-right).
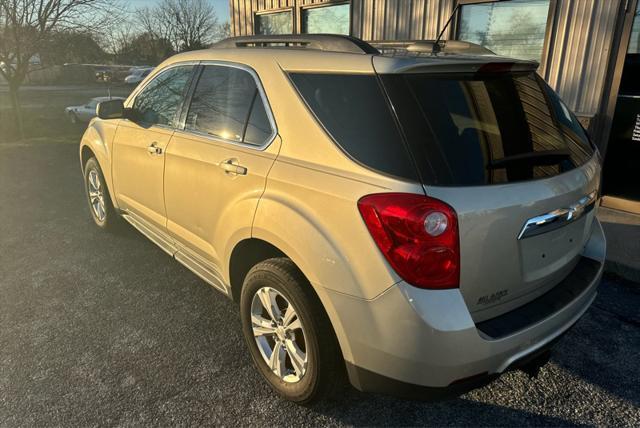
345, 329, 562, 400
326, 219, 605, 396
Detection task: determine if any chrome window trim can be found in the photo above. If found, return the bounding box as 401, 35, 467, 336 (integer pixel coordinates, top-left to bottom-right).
178, 60, 278, 152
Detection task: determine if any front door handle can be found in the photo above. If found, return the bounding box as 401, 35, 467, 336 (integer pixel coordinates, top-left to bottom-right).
147, 142, 163, 155
219, 158, 247, 176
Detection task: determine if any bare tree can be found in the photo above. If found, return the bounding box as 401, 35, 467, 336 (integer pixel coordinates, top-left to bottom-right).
214, 21, 231, 42
145, 0, 219, 52
0, 0, 115, 139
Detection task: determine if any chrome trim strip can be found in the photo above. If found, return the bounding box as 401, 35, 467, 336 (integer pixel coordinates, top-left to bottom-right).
174, 245, 229, 295
517, 191, 598, 240
121, 211, 230, 296
121, 212, 177, 256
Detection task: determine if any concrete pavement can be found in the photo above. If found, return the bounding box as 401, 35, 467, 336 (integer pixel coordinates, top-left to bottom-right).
598, 206, 640, 283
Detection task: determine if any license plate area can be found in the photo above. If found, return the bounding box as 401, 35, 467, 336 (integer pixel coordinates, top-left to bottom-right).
519, 216, 589, 283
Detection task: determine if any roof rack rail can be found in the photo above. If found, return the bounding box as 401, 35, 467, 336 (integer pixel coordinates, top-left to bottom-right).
371, 40, 496, 56
213, 34, 380, 55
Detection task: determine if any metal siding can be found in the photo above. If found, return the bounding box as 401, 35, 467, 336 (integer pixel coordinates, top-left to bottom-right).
228, 0, 622, 121
349, 0, 454, 40
410, 0, 426, 39
545, 0, 622, 116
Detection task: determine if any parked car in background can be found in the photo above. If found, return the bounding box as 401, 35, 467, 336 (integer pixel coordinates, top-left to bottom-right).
124, 67, 154, 85
94, 67, 113, 82
66, 97, 125, 124
79, 35, 605, 404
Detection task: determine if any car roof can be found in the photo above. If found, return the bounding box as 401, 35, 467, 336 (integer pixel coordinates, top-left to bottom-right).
158, 36, 537, 75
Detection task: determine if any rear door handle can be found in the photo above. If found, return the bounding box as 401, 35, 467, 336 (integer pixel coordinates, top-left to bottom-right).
147, 142, 163, 155
219, 158, 247, 176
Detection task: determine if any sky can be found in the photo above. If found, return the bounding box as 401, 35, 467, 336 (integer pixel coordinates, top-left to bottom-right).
129, 0, 230, 23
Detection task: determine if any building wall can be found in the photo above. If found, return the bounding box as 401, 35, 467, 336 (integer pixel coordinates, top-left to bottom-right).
230, 0, 339, 36
350, 0, 455, 41
229, 0, 456, 39
229, 0, 625, 129
542, 0, 622, 120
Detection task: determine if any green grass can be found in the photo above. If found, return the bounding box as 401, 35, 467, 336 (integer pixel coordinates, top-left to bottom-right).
0, 84, 131, 143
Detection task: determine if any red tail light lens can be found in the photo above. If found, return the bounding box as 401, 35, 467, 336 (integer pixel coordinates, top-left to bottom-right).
358, 193, 460, 289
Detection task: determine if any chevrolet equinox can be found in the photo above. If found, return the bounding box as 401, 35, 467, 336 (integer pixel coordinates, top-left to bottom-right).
79, 35, 606, 403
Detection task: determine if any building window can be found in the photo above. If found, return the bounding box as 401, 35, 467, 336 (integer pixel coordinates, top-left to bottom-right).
629, 3, 640, 54
302, 3, 350, 35
255, 10, 293, 35
457, 0, 550, 63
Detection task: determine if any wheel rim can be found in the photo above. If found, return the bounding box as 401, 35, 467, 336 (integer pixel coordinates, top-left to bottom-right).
87, 169, 106, 222
250, 287, 308, 383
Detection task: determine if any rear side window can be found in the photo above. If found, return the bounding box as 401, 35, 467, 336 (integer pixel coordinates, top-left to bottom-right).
186, 65, 273, 145
289, 73, 418, 181
381, 72, 594, 185
244, 97, 272, 145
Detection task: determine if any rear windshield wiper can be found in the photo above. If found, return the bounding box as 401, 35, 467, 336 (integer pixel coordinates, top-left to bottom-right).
488, 150, 571, 169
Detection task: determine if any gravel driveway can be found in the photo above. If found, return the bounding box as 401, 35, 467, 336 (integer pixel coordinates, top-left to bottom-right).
0, 141, 638, 427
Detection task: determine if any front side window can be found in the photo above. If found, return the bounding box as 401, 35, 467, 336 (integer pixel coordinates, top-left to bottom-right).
302, 3, 350, 34
457, 0, 550, 63
133, 65, 194, 127
255, 11, 293, 35
186, 65, 273, 145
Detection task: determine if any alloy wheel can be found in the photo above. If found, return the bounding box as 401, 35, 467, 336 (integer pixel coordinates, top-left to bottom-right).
87, 169, 106, 222
250, 287, 308, 383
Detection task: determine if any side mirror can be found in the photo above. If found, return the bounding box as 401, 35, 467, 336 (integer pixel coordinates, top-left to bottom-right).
97, 99, 125, 120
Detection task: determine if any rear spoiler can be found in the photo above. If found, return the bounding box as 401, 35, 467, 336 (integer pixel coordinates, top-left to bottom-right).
371, 40, 496, 56
373, 55, 540, 75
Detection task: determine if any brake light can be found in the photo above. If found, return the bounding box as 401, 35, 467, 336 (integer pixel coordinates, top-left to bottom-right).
358, 193, 460, 289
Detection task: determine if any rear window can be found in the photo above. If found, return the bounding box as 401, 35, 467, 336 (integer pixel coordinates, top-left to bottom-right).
291, 72, 594, 186
289, 73, 418, 181
381, 72, 595, 185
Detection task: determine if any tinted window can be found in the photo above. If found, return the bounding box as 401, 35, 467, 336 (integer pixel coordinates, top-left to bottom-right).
302, 4, 350, 34
381, 72, 594, 185
186, 65, 271, 145
290, 73, 417, 181
629, 2, 640, 54
458, 0, 550, 63
255, 11, 293, 35
133, 66, 194, 126
244, 96, 272, 145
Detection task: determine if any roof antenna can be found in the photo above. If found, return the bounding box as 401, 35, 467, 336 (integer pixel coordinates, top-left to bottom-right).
432, 3, 461, 55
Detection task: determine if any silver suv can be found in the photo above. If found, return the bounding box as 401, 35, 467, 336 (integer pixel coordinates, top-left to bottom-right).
80, 35, 605, 403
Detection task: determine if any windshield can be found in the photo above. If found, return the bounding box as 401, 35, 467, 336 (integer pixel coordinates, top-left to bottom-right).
380, 72, 594, 185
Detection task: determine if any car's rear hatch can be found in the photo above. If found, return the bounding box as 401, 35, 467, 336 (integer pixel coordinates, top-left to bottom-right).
374, 55, 600, 321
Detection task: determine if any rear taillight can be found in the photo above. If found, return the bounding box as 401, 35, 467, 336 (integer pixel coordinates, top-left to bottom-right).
358, 193, 460, 289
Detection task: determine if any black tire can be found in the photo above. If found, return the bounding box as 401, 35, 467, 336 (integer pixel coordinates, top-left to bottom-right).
83, 157, 118, 230
240, 258, 344, 404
